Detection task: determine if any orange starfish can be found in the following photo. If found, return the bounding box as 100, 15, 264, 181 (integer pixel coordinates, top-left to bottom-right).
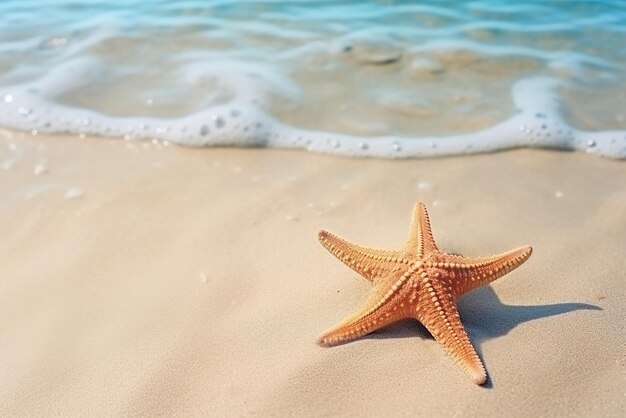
317, 203, 532, 385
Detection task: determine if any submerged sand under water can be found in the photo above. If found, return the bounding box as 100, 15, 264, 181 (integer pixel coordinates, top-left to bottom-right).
0, 132, 624, 416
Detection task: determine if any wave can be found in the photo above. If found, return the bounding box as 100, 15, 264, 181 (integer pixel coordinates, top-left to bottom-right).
0, 0, 625, 159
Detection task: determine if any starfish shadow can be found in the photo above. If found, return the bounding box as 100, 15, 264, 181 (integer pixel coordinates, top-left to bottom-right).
364, 285, 601, 387
458, 286, 601, 341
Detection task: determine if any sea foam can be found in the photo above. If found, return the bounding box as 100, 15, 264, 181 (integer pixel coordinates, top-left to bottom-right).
0, 1, 624, 159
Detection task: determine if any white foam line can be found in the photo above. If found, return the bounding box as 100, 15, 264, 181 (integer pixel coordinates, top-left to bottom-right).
286, 77, 625, 159
1, 69, 624, 159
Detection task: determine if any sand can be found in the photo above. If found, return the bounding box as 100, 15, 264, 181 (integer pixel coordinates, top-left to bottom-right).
0, 131, 624, 417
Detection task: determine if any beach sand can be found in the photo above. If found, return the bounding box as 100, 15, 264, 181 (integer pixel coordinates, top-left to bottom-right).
0, 131, 624, 417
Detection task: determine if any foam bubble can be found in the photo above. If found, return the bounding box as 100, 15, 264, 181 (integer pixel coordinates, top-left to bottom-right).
33, 162, 48, 176
65, 188, 84, 200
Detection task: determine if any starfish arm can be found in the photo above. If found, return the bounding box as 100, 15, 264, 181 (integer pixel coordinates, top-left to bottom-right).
318, 271, 413, 346
405, 202, 439, 258
436, 246, 532, 298
416, 299, 487, 385
318, 230, 403, 282
317, 302, 405, 347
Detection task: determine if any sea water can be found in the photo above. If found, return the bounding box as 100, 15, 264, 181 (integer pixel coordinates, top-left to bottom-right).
0, 0, 625, 158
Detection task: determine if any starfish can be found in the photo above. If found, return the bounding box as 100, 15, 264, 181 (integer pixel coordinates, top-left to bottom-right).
317, 203, 532, 385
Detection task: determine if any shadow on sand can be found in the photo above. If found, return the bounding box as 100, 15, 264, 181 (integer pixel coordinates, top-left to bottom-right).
363, 285, 602, 387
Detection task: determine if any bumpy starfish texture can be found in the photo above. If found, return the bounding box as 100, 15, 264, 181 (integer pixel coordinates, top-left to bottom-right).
317, 203, 532, 385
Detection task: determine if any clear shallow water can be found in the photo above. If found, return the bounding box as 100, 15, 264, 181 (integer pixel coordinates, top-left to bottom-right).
0, 0, 625, 158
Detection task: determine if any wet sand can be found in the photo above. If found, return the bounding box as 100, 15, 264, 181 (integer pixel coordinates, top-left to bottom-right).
0, 131, 624, 416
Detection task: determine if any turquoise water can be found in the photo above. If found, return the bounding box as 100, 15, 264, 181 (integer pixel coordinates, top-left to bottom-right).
1, 1, 625, 158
